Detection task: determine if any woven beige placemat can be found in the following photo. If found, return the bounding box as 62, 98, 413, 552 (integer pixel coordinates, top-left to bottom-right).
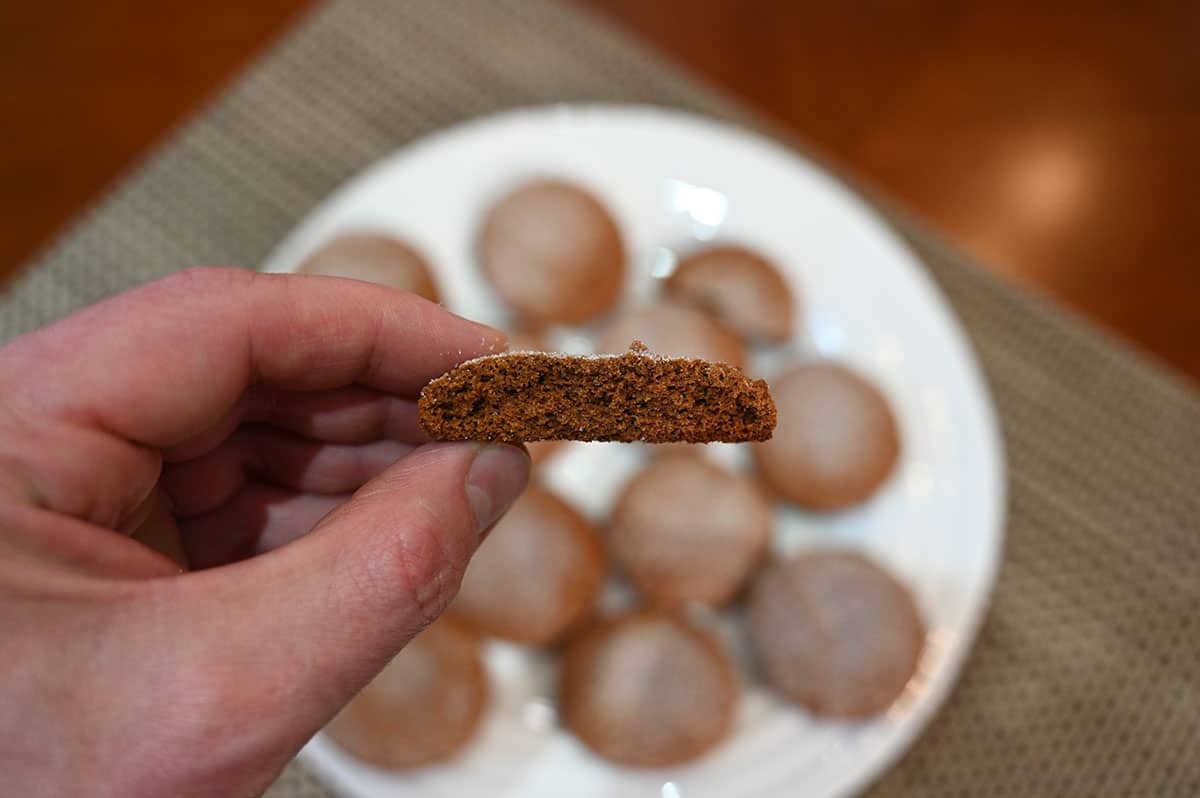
4, 1, 1197, 795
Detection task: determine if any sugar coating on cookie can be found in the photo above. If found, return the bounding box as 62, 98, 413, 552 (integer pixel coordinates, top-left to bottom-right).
452, 485, 604, 644
597, 301, 747, 370
748, 551, 925, 718
560, 612, 737, 767
297, 232, 440, 302
417, 345, 776, 443
666, 245, 795, 343
610, 457, 772, 606
324, 617, 487, 769
478, 179, 624, 324
753, 362, 899, 510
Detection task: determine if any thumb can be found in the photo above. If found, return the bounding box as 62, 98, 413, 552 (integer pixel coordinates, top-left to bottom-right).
156, 441, 529, 792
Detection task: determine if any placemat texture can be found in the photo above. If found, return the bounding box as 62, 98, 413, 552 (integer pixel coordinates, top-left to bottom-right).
4, 1, 1197, 795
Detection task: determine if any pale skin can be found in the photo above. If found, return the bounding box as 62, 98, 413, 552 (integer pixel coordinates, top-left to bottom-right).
0, 268, 530, 797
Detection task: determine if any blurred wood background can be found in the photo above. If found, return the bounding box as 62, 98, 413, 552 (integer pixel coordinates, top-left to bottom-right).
1, 1, 1197, 380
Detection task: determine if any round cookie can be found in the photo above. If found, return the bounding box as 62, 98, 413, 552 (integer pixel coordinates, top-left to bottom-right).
297, 232, 440, 302
324, 616, 487, 769
610, 456, 772, 606
596, 302, 746, 370
748, 551, 924, 719
665, 245, 795, 342
560, 612, 737, 767
453, 485, 604, 644
478, 179, 624, 324
753, 362, 899, 510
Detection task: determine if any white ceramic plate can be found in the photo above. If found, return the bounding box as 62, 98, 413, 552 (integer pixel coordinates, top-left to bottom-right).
263, 105, 1006, 798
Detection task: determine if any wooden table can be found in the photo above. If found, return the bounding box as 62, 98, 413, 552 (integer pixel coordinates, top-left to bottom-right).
2, 0, 1197, 380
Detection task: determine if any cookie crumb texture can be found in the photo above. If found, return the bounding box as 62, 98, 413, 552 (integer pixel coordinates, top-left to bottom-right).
418, 347, 776, 443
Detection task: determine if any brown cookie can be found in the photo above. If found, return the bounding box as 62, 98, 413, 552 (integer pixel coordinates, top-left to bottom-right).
418, 346, 776, 444
665, 245, 795, 342
324, 616, 487, 770
753, 362, 899, 510
453, 485, 605, 645
597, 302, 747, 370
478, 179, 624, 324
560, 611, 738, 767
748, 551, 925, 719
503, 329, 562, 465
610, 457, 772, 606
297, 232, 440, 302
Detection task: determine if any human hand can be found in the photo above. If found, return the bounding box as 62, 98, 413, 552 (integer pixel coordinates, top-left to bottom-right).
0, 268, 530, 797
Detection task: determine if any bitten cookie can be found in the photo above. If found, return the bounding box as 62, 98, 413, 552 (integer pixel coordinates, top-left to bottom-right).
503, 329, 563, 465
560, 611, 738, 767
753, 362, 899, 510
748, 551, 925, 718
297, 232, 440, 302
478, 179, 624, 323
418, 345, 775, 443
610, 457, 772, 606
453, 485, 605, 645
324, 617, 487, 769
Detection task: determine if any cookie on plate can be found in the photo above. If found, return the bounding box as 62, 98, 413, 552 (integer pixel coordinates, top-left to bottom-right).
297, 232, 440, 302
453, 485, 604, 645
478, 179, 624, 324
665, 245, 795, 343
324, 616, 487, 769
560, 611, 738, 767
597, 301, 747, 370
609, 456, 772, 606
748, 551, 925, 718
753, 362, 899, 510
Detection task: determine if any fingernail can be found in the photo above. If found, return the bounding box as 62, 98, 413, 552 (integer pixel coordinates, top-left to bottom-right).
465, 444, 530, 534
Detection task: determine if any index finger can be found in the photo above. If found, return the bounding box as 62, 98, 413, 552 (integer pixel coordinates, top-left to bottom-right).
2, 268, 504, 448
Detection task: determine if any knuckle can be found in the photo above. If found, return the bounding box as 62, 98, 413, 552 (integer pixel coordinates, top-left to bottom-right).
371, 499, 467, 628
